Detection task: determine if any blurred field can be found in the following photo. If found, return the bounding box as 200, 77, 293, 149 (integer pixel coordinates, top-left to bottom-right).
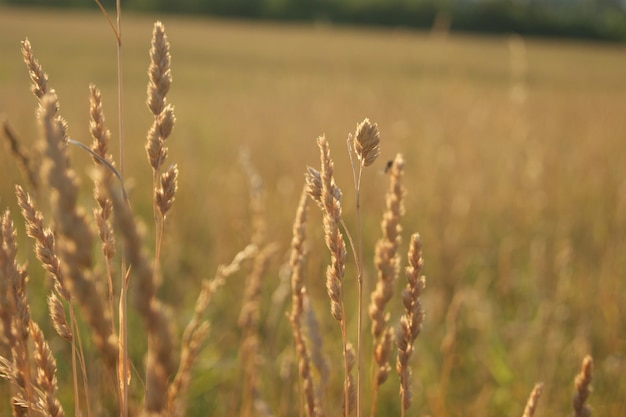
1, 5, 626, 417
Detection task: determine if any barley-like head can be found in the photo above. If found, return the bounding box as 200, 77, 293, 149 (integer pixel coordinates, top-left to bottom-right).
353, 118, 381, 167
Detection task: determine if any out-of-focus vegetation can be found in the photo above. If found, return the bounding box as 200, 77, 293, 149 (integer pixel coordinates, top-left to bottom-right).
1, 5, 626, 417
2, 0, 626, 41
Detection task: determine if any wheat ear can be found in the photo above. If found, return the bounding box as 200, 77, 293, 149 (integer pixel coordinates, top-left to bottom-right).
397, 233, 426, 416
1, 118, 39, 192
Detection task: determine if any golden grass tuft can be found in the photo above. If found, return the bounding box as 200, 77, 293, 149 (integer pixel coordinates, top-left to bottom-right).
0, 9, 617, 417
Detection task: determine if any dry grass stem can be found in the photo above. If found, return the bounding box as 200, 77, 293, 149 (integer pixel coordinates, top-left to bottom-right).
239, 243, 279, 417
0, 213, 18, 349
522, 382, 543, 417
571, 355, 593, 417
1, 118, 39, 192
104, 178, 174, 415
309, 135, 353, 417
303, 295, 329, 412
288, 188, 322, 417
169, 244, 257, 417
346, 117, 381, 417
344, 343, 356, 416
0, 211, 35, 414
37, 92, 118, 371
397, 233, 426, 415
369, 153, 405, 411
240, 149, 267, 246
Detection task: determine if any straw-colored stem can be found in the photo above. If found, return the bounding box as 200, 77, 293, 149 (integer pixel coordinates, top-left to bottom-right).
68, 306, 80, 417
571, 355, 593, 417
168, 244, 256, 417
313, 136, 351, 417
354, 165, 364, 417
522, 382, 543, 417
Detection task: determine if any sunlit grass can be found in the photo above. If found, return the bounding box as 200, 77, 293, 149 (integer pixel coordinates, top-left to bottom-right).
1, 5, 626, 416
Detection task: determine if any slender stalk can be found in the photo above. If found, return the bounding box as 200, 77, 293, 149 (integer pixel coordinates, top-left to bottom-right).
69, 306, 80, 417
347, 136, 365, 417
114, 2, 130, 416
94, 1, 129, 415
355, 167, 364, 417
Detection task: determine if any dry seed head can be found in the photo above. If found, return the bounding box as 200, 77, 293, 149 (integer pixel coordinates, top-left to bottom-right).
353, 118, 380, 167
88, 84, 112, 167
21, 38, 48, 99
522, 382, 544, 417
397, 233, 426, 412
146, 123, 165, 170
30, 321, 65, 417
156, 164, 179, 217
147, 21, 172, 116
571, 355, 593, 417
47, 294, 72, 341
157, 104, 176, 139
305, 167, 323, 209
16, 185, 69, 301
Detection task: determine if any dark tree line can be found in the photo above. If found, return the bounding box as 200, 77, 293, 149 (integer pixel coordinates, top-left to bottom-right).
4, 0, 626, 41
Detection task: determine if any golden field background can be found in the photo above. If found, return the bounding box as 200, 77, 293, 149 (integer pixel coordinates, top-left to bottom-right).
1, 5, 626, 416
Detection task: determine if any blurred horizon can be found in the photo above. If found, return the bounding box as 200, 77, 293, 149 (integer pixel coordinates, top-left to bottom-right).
2, 0, 626, 42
